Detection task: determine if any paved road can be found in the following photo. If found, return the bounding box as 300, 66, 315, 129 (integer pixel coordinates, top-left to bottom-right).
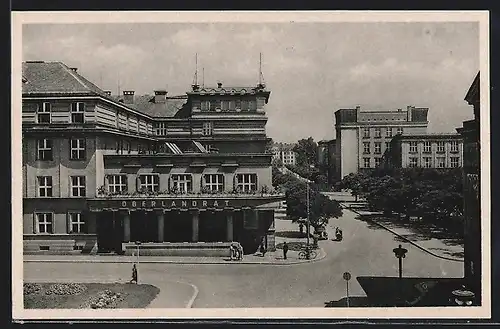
24, 209, 463, 308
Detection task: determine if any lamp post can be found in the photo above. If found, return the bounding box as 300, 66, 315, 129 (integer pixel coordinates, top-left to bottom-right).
306, 181, 311, 259
135, 241, 141, 265
393, 244, 408, 278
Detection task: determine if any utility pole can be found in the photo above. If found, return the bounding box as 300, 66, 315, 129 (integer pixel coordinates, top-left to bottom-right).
306, 181, 310, 259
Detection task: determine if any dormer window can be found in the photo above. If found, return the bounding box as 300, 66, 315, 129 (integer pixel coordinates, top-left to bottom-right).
71, 102, 85, 123
37, 102, 51, 123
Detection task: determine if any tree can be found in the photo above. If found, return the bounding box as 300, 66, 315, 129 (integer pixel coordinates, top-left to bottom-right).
293, 137, 318, 167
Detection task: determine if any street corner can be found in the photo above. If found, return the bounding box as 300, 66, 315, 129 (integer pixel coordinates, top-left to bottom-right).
146, 279, 199, 308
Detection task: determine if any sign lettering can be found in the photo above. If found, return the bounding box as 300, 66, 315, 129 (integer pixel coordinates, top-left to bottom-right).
116, 199, 232, 209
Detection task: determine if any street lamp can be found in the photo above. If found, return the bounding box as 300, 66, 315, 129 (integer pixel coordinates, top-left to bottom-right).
393, 244, 408, 278
306, 181, 311, 259
135, 241, 141, 265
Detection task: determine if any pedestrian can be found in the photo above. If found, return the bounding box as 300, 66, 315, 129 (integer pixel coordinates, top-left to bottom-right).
130, 264, 138, 284
299, 223, 304, 234
282, 241, 289, 260
260, 242, 266, 257
229, 243, 234, 261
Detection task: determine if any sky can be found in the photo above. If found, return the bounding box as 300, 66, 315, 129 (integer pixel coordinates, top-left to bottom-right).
22, 22, 479, 143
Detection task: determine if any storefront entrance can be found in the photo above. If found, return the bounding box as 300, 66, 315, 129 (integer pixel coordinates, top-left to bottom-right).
96, 212, 123, 253
164, 211, 192, 242
199, 211, 227, 242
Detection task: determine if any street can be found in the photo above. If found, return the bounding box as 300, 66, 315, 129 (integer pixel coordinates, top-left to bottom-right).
24, 209, 464, 308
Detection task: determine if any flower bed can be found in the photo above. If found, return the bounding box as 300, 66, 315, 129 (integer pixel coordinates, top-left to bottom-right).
24, 283, 42, 295
83, 289, 124, 309
45, 283, 87, 296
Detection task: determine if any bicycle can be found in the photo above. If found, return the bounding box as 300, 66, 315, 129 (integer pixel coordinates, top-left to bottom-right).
298, 247, 317, 260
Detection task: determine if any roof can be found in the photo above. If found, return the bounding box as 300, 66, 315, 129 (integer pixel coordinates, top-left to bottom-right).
22, 61, 108, 97
111, 94, 189, 118
465, 71, 480, 105
187, 84, 271, 103
393, 133, 462, 141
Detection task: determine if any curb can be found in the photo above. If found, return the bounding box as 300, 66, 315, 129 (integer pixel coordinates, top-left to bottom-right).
23, 248, 327, 266
348, 208, 464, 263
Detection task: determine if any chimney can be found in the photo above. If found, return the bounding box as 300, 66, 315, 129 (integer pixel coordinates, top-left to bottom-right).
407, 105, 414, 121
217, 82, 223, 88
154, 90, 167, 103
70, 67, 78, 72
123, 90, 135, 104
104, 91, 112, 96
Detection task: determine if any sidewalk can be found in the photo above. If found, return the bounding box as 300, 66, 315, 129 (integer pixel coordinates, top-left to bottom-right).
23, 248, 326, 265
349, 208, 464, 262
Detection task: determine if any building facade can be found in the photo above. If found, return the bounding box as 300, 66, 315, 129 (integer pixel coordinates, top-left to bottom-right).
456, 72, 481, 304
22, 61, 284, 256
334, 106, 429, 180
317, 139, 337, 185
272, 142, 297, 166
382, 134, 463, 169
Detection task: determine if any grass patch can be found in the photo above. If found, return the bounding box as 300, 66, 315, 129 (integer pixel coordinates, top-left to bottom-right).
24, 282, 160, 309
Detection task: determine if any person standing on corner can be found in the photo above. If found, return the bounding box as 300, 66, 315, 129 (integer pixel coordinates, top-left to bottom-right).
130, 264, 138, 284
283, 241, 289, 260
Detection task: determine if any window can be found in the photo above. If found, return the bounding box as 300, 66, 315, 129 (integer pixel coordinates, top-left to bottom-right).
423, 141, 432, 153
423, 157, 432, 168
139, 174, 160, 192
203, 174, 224, 192
249, 100, 257, 111
36, 213, 53, 234
450, 157, 460, 168
36, 139, 53, 161
437, 141, 445, 153
70, 138, 86, 160
363, 127, 370, 138
386, 127, 393, 138
363, 157, 371, 168
221, 100, 230, 111
241, 100, 249, 111
108, 175, 127, 194
201, 100, 211, 111
374, 142, 381, 154
71, 102, 85, 123
38, 176, 53, 197
125, 141, 131, 154
202, 122, 213, 136
436, 157, 445, 168
70, 176, 86, 197
170, 174, 192, 193
363, 142, 370, 154
374, 157, 382, 167
235, 99, 242, 110
450, 141, 459, 153
409, 141, 418, 153
409, 157, 418, 168
37, 102, 51, 123
385, 142, 391, 152
156, 122, 167, 136
68, 212, 86, 233
396, 127, 404, 135
374, 127, 381, 138
235, 174, 257, 192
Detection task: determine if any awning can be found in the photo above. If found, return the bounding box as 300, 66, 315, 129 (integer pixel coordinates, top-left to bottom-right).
165, 142, 182, 154
192, 140, 208, 153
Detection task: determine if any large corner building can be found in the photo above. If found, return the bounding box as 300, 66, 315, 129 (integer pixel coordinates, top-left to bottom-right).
22, 61, 284, 256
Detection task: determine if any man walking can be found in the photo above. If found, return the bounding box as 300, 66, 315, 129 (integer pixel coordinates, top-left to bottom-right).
130, 264, 138, 284
283, 241, 289, 260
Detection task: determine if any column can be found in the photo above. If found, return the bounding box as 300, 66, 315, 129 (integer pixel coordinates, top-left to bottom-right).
123, 212, 131, 243
192, 211, 199, 242
157, 212, 164, 242
226, 211, 234, 241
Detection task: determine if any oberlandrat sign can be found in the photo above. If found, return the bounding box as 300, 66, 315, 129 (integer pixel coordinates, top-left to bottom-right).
121, 199, 230, 209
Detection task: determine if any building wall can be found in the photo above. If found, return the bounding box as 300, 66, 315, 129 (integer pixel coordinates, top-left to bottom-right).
339, 128, 358, 178
398, 138, 463, 168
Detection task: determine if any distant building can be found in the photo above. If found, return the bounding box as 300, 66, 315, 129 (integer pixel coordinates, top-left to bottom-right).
317, 139, 337, 184
272, 142, 297, 166
456, 71, 480, 304
334, 106, 429, 180
382, 134, 463, 169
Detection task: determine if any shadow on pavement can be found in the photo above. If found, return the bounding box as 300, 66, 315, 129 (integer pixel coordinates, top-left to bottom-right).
356, 276, 474, 307
324, 296, 372, 307
356, 214, 464, 248
275, 231, 307, 239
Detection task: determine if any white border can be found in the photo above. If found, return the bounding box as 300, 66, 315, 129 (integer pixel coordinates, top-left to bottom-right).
11, 10, 491, 320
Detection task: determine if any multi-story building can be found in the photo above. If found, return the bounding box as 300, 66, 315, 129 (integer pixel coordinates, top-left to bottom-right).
22, 61, 284, 256
334, 106, 429, 180
272, 142, 297, 166
317, 139, 337, 184
382, 134, 463, 169
457, 71, 481, 304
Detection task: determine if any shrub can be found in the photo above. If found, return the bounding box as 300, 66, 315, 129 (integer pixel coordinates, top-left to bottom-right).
24, 283, 42, 295
45, 283, 87, 296
86, 289, 123, 309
